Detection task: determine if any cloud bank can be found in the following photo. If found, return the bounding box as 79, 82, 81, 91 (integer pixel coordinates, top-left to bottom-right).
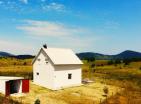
17, 20, 97, 52
17, 20, 86, 37
0, 40, 33, 54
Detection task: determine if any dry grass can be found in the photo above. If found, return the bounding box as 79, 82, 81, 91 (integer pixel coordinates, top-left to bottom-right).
0, 57, 32, 66
0, 66, 32, 79
11, 82, 121, 104
0, 58, 141, 104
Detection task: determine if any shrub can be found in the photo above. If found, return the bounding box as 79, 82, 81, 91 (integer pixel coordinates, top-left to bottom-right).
103, 86, 109, 97
108, 60, 114, 65
23, 62, 27, 65
34, 99, 40, 104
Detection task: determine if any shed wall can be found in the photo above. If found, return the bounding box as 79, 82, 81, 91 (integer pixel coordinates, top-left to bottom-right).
0, 80, 6, 94
0, 79, 23, 95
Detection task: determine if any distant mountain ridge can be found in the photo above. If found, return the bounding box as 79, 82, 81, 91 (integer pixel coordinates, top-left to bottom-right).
1, 50, 141, 60
0, 51, 34, 59
0, 51, 14, 57
77, 50, 141, 60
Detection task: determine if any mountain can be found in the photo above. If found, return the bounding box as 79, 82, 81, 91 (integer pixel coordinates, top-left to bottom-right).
14, 55, 35, 59
77, 50, 141, 60
0, 51, 34, 59
76, 52, 112, 60
1, 50, 141, 60
114, 50, 141, 59
0, 51, 14, 57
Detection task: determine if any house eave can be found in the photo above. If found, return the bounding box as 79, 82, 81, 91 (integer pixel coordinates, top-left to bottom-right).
53, 63, 83, 66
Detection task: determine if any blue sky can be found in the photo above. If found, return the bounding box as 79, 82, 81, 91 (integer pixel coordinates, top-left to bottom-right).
0, 0, 141, 55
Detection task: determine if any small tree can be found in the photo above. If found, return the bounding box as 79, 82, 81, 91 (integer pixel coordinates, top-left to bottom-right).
23, 62, 27, 66
123, 59, 131, 66
13, 62, 16, 66
108, 60, 114, 65
34, 99, 40, 104
115, 59, 122, 64
90, 63, 95, 72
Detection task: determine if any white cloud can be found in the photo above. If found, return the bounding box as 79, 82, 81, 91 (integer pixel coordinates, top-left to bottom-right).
55, 36, 95, 52
17, 20, 85, 37
42, 2, 65, 12
17, 20, 98, 53
20, 0, 28, 4
0, 40, 33, 54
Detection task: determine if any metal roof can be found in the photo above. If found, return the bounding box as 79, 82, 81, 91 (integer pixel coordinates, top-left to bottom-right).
33, 47, 83, 65
0, 76, 24, 81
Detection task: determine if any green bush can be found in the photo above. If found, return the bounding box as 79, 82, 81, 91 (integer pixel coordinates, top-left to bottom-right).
34, 99, 40, 104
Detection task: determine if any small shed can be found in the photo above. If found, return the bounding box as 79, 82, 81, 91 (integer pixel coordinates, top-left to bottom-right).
0, 76, 29, 96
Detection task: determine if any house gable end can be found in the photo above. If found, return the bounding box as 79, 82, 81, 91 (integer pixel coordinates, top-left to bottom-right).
32, 48, 54, 65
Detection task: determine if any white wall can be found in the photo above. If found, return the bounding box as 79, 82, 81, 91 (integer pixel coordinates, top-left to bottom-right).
0, 80, 6, 94
19, 80, 22, 93
33, 50, 55, 89
54, 65, 82, 90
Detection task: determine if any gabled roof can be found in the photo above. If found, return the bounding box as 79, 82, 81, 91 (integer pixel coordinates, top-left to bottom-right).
32, 47, 83, 65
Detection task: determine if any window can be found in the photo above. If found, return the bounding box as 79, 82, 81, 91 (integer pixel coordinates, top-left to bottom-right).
37, 72, 39, 75
45, 58, 49, 64
37, 58, 41, 61
68, 73, 72, 79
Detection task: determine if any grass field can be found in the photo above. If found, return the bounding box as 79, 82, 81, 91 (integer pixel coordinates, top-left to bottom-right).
0, 58, 141, 104
11, 81, 121, 104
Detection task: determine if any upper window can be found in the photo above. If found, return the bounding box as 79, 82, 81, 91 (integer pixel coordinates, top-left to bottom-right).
37, 58, 41, 61
68, 73, 72, 79
37, 72, 39, 75
45, 58, 49, 64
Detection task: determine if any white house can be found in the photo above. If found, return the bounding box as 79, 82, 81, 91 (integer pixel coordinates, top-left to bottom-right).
32, 46, 83, 90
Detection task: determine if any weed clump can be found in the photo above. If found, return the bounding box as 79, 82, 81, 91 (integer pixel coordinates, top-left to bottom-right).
34, 99, 40, 104
103, 86, 109, 97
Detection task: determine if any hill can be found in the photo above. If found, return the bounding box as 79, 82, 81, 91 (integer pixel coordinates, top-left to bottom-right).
76, 52, 112, 60
114, 50, 141, 59
1, 50, 141, 60
0, 51, 14, 57
77, 50, 141, 60
0, 51, 34, 59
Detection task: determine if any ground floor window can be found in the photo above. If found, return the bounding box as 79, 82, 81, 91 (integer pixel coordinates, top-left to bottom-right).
68, 73, 72, 79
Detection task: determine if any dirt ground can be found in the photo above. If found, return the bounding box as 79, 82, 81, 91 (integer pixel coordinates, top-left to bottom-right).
11, 81, 122, 104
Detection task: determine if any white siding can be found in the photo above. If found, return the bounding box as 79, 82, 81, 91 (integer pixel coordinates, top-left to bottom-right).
19, 80, 22, 93
33, 50, 55, 89
53, 65, 82, 90
0, 80, 6, 94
